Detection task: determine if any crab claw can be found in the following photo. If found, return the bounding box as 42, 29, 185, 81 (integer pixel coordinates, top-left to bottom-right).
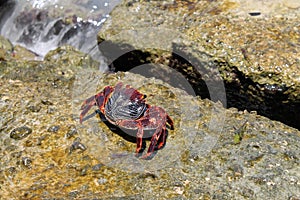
79, 95, 96, 124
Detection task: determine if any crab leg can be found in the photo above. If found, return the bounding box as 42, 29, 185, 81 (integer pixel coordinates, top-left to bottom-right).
157, 127, 167, 149
115, 120, 145, 155
142, 125, 165, 159
136, 124, 144, 155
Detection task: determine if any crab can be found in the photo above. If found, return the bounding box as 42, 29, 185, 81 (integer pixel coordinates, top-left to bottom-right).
79, 82, 174, 159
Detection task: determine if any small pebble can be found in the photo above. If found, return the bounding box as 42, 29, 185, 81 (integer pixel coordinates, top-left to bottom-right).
22, 157, 32, 168
10, 126, 32, 140
65, 125, 78, 138
68, 190, 79, 198
7, 167, 17, 174
92, 163, 104, 171
28, 105, 41, 112
47, 125, 60, 133
69, 137, 87, 153
41, 99, 53, 105
80, 165, 90, 176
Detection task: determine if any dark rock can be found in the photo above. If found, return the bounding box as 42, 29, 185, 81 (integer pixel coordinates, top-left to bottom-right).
65, 125, 78, 138
248, 12, 261, 16
10, 126, 32, 140
92, 163, 104, 171
41, 99, 53, 105
69, 137, 87, 153
21, 157, 32, 168
80, 165, 90, 176
68, 190, 79, 198
47, 125, 60, 133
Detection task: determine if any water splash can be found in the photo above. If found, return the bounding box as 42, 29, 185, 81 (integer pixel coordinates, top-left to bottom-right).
0, 0, 120, 71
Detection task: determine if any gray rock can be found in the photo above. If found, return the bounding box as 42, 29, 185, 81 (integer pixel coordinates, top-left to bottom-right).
10, 126, 32, 140
97, 0, 300, 130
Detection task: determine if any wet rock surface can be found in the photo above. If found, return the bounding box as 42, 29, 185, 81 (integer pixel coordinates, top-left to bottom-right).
0, 41, 300, 199
97, 0, 300, 130
10, 126, 32, 140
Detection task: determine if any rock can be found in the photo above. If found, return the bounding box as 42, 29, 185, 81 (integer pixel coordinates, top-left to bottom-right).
21, 157, 32, 168
27, 104, 41, 113
92, 163, 104, 171
0, 35, 13, 60
0, 45, 299, 199
13, 44, 41, 60
65, 125, 78, 138
44, 45, 100, 69
0, 36, 41, 61
97, 0, 300, 130
10, 126, 32, 140
69, 137, 87, 154
47, 125, 60, 133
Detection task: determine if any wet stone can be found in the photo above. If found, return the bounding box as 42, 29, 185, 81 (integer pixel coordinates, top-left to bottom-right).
22, 157, 32, 168
68, 190, 79, 198
65, 125, 78, 138
10, 126, 32, 140
92, 163, 104, 171
47, 107, 55, 114
69, 137, 87, 154
41, 99, 53, 105
6, 167, 17, 175
24, 139, 35, 147
80, 165, 90, 176
81, 155, 92, 161
1, 40, 299, 198
27, 105, 41, 112
47, 125, 60, 133
284, 151, 298, 160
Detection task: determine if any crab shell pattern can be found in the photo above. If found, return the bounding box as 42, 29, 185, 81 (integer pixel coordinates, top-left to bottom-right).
79, 82, 174, 159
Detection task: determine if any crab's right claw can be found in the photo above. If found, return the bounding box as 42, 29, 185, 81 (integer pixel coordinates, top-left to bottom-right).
79, 96, 96, 124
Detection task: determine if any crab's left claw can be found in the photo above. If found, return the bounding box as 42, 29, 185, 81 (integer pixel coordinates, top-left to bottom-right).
80, 95, 96, 124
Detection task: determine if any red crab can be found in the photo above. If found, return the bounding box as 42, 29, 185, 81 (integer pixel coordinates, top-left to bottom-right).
79, 82, 174, 159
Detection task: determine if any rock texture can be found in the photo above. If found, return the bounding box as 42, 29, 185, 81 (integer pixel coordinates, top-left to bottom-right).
0, 37, 299, 199
97, 0, 300, 130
